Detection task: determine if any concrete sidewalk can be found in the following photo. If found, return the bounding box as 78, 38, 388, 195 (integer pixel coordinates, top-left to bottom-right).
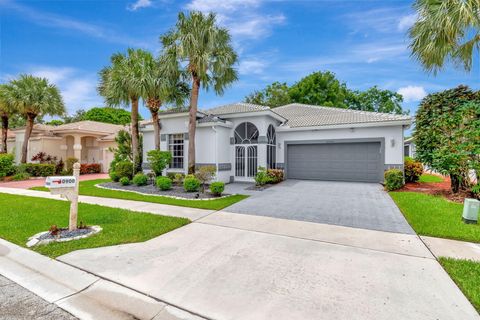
421, 236, 480, 261
0, 187, 214, 221
0, 238, 205, 320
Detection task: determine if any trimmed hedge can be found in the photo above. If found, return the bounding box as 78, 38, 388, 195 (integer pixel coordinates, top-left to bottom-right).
267, 169, 284, 184
132, 173, 148, 186
156, 176, 172, 191
404, 157, 423, 183
80, 163, 101, 175
119, 177, 130, 185
384, 169, 404, 191
0, 153, 15, 178
210, 181, 225, 196
183, 175, 200, 192
115, 161, 134, 179
19, 163, 56, 177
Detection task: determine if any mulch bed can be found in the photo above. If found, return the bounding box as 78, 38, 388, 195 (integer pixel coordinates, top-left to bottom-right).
399, 176, 472, 203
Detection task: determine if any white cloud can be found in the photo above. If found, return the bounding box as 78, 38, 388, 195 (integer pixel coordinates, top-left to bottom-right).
184, 0, 285, 40
397, 86, 427, 102
238, 58, 269, 75
27, 66, 102, 113
127, 0, 153, 11
398, 14, 417, 31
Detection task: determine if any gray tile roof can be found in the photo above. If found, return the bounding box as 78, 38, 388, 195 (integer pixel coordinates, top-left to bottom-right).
198, 114, 226, 124
204, 103, 271, 115
274, 104, 411, 128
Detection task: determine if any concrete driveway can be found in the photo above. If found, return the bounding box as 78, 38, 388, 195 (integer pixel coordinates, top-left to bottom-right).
59, 212, 479, 320
224, 180, 414, 234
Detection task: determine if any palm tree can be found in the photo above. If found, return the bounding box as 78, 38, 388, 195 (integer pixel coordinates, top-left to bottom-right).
409, 0, 480, 73
161, 11, 238, 173
135, 50, 189, 150
6, 75, 64, 163
98, 49, 145, 172
0, 84, 16, 153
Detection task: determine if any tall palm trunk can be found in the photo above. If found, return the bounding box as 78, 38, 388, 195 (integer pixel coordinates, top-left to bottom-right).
1, 114, 8, 153
147, 98, 161, 150
130, 96, 141, 173
188, 76, 200, 174
21, 113, 36, 163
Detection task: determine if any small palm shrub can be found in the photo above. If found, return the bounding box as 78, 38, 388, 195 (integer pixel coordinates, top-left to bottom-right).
115, 161, 134, 179
404, 157, 423, 183
184, 175, 201, 192
384, 169, 404, 191
156, 176, 172, 191
210, 181, 225, 196
119, 177, 130, 186
132, 173, 148, 186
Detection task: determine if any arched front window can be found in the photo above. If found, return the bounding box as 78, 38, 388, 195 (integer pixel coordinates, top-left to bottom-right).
266, 125, 276, 169
234, 122, 259, 144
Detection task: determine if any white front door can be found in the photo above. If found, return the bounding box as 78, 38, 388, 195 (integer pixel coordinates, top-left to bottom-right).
235, 145, 258, 181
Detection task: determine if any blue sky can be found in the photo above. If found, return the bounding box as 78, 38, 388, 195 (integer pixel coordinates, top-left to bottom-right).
1, 0, 479, 120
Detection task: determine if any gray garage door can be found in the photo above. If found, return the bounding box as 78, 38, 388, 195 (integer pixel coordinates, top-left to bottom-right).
286, 142, 382, 182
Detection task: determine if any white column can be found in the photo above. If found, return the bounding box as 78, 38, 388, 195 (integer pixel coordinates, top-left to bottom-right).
73, 136, 82, 161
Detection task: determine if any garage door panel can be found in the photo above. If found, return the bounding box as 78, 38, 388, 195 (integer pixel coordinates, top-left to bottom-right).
286, 142, 382, 183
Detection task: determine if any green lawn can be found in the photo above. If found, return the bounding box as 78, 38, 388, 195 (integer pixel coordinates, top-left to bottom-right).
419, 173, 444, 183
31, 179, 248, 210
439, 258, 480, 312
389, 192, 480, 243
0, 193, 189, 258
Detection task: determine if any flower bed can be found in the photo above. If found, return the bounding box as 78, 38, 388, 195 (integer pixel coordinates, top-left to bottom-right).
80, 163, 101, 174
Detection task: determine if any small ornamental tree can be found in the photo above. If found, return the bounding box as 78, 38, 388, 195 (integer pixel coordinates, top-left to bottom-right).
147, 150, 172, 176
414, 85, 480, 193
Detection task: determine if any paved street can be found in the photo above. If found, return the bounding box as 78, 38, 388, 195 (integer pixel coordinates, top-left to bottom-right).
0, 275, 77, 320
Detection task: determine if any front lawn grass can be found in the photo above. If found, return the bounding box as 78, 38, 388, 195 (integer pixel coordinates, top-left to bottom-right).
389, 192, 480, 243
31, 179, 248, 210
439, 258, 480, 312
419, 173, 444, 183
0, 193, 189, 258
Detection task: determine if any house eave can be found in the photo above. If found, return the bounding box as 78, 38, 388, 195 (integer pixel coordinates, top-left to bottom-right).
276, 120, 412, 132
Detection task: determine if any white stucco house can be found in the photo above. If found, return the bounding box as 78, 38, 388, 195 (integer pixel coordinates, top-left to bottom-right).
141, 103, 412, 183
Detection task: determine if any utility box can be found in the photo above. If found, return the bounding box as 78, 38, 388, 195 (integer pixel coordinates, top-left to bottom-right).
462, 198, 480, 224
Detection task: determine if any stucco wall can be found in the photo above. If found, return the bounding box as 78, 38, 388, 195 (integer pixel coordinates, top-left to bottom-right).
276, 125, 405, 166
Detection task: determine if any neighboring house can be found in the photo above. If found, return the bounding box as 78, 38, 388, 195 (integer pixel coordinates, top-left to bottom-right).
141, 103, 412, 183
9, 121, 123, 172
404, 137, 416, 158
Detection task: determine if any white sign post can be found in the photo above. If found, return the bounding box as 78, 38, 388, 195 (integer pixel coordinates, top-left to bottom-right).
45, 162, 80, 231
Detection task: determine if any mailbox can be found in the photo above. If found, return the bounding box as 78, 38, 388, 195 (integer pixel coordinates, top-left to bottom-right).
45, 176, 77, 189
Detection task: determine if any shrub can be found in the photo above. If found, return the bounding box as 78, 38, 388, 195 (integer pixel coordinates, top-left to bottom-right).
0, 153, 15, 178
109, 170, 120, 182
115, 161, 134, 179
132, 173, 148, 186
195, 166, 216, 192
12, 172, 30, 181
55, 159, 64, 175
166, 172, 176, 180
156, 176, 172, 191
255, 166, 270, 186
66, 157, 78, 174
147, 150, 172, 176
174, 173, 185, 185
184, 175, 201, 192
31, 152, 57, 164
472, 184, 480, 200
20, 163, 55, 177
119, 177, 130, 186
267, 169, 284, 184
210, 181, 225, 196
404, 157, 423, 183
384, 169, 404, 191
80, 163, 101, 175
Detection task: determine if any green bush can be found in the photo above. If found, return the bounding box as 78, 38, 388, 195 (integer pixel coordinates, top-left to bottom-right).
12, 172, 30, 181
0, 153, 15, 178
384, 169, 404, 191
255, 166, 270, 186
156, 176, 172, 191
210, 181, 225, 196
109, 170, 120, 182
119, 177, 130, 186
183, 175, 201, 192
404, 157, 423, 183
166, 172, 176, 180
115, 161, 134, 179
132, 173, 148, 186
19, 163, 56, 177
472, 184, 480, 200
65, 157, 78, 175
147, 150, 172, 176
174, 173, 185, 185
